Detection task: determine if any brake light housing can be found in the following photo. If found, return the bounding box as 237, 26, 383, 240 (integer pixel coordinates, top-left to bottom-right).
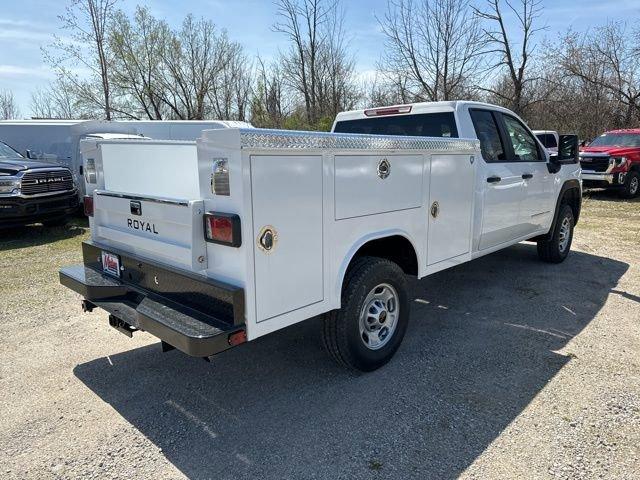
364, 105, 412, 117
83, 195, 94, 217
204, 212, 242, 247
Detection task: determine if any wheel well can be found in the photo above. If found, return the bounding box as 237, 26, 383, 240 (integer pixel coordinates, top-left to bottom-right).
351, 235, 418, 276
561, 187, 581, 224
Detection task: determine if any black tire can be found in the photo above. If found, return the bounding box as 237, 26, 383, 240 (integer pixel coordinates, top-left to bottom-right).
537, 204, 574, 263
620, 171, 639, 199
322, 256, 410, 372
42, 215, 69, 228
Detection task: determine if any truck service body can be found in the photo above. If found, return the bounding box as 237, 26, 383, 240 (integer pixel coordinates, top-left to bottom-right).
60, 101, 582, 371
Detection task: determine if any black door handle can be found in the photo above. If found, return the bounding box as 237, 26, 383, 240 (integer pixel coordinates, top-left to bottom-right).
522, 173, 533, 179
486, 176, 501, 183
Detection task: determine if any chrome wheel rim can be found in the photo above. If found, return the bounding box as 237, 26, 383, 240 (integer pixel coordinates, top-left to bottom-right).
359, 283, 399, 350
558, 216, 571, 252
630, 176, 639, 195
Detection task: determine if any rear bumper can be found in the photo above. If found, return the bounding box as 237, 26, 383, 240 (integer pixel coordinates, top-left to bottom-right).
0, 190, 78, 226
60, 241, 246, 357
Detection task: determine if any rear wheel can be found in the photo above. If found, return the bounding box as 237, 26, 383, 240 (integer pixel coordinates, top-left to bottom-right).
537, 204, 574, 263
322, 257, 410, 372
620, 171, 639, 199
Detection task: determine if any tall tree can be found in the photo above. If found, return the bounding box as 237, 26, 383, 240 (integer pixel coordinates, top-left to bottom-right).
378, 0, 485, 102
554, 22, 640, 127
473, 0, 544, 115
273, 0, 358, 127
44, 0, 119, 119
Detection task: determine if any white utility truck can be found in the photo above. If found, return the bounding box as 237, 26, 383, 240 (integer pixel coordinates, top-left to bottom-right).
60, 101, 582, 371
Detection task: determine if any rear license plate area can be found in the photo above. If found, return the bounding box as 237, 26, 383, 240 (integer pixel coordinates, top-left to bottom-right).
101, 251, 121, 278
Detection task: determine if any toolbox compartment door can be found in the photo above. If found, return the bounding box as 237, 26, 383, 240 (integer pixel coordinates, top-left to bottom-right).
250, 155, 323, 322
427, 154, 475, 265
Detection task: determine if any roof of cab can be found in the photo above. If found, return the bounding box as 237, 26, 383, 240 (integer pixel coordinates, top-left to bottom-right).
333, 100, 515, 124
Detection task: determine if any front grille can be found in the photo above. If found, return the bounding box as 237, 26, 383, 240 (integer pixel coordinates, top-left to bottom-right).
580, 156, 610, 173
21, 169, 74, 195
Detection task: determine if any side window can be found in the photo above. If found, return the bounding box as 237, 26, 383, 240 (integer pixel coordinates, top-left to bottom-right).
469, 109, 506, 162
502, 115, 542, 162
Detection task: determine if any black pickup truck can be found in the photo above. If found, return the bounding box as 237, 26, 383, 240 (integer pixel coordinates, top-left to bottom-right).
0, 141, 78, 228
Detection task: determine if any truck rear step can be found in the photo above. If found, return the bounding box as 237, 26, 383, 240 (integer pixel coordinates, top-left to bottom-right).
60, 256, 245, 358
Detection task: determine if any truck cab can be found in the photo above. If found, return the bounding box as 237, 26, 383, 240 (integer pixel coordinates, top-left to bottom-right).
60, 101, 582, 372
580, 129, 640, 198
0, 141, 78, 228
333, 101, 581, 252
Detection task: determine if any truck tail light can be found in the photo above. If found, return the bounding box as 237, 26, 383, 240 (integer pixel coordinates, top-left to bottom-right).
204, 212, 241, 247
83, 195, 94, 217
364, 105, 412, 117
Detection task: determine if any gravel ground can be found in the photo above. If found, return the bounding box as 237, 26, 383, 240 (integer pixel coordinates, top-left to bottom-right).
0, 190, 638, 480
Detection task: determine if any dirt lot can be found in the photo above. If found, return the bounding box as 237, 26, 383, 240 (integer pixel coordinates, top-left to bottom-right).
0, 191, 638, 480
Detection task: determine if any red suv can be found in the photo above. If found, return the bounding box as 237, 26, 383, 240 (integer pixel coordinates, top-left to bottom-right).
580, 129, 640, 198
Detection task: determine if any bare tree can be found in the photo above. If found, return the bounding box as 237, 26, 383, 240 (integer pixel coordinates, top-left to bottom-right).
378, 0, 485, 102
473, 0, 545, 115
274, 0, 358, 127
0, 90, 20, 120
108, 6, 171, 119
554, 22, 640, 127
251, 58, 289, 128
45, 0, 119, 119
30, 78, 81, 119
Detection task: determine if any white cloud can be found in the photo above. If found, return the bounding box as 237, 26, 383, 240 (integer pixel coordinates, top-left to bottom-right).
0, 64, 54, 79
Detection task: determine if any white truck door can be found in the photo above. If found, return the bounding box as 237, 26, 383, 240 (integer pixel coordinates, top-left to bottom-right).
500, 114, 555, 233
469, 109, 528, 250
251, 155, 324, 322
427, 154, 475, 265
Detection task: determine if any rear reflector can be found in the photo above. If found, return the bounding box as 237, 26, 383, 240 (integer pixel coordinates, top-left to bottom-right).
228, 330, 247, 346
204, 212, 242, 247
364, 105, 412, 117
83, 195, 94, 217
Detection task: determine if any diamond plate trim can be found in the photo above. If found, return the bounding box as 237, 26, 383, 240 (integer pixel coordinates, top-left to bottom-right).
237, 129, 479, 151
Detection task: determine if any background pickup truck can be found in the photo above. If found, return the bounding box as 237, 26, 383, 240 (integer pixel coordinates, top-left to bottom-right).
580, 128, 640, 198
60, 101, 581, 372
0, 141, 78, 228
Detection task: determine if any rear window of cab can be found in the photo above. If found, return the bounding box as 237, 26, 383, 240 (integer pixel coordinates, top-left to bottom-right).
333, 112, 459, 138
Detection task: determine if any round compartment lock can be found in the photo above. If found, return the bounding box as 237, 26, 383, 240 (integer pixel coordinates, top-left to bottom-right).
430, 201, 440, 219
258, 226, 278, 253
377, 158, 391, 179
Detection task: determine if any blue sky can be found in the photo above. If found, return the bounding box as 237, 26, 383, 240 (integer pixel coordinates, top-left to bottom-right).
1, 0, 639, 116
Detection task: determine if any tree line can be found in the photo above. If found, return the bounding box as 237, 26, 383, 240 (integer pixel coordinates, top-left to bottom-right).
2, 0, 639, 140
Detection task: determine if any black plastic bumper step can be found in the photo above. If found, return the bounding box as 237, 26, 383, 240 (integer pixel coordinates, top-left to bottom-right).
60, 264, 245, 357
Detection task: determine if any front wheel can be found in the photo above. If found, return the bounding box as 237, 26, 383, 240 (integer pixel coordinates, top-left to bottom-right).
620, 171, 639, 199
537, 204, 574, 263
322, 257, 410, 372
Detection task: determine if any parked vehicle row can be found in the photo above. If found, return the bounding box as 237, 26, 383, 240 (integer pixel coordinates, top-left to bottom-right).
59, 101, 582, 371
0, 119, 253, 227
0, 141, 78, 228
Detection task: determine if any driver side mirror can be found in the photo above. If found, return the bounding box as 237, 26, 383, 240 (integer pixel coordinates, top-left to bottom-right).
556, 134, 579, 163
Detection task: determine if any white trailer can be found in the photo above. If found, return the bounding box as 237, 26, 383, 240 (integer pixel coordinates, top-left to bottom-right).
60, 101, 582, 371
0, 119, 252, 197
